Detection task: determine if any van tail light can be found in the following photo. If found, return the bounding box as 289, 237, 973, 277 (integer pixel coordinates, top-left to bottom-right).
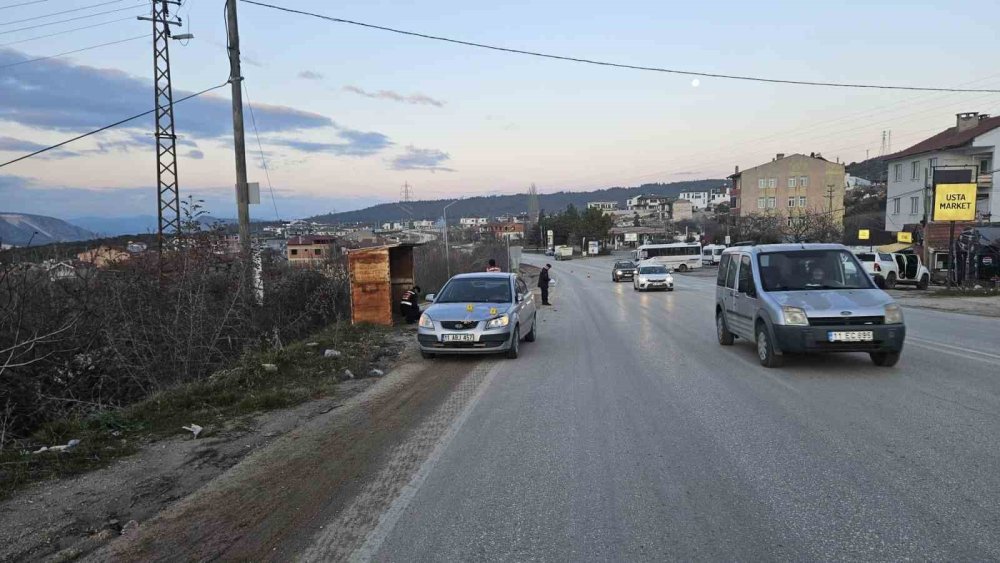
874, 263, 881, 272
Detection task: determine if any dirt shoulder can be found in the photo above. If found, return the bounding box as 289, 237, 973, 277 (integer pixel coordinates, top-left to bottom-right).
0, 326, 489, 562
87, 343, 487, 561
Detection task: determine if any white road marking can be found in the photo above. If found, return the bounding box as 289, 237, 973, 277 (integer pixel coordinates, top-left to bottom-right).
908, 337, 1000, 363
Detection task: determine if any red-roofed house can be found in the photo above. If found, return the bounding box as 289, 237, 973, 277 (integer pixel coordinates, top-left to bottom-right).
885, 112, 998, 233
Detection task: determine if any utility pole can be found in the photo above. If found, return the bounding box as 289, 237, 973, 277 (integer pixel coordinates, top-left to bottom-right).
141, 0, 182, 252
225, 0, 251, 256
826, 184, 835, 215
443, 199, 459, 278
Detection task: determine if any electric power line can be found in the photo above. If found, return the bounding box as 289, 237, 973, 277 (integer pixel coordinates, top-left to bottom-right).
242, 80, 281, 221
0, 81, 230, 169
0, 4, 150, 36
0, 0, 53, 10
0, 35, 147, 69
0, 16, 142, 47
0, 0, 142, 26
241, 0, 1000, 94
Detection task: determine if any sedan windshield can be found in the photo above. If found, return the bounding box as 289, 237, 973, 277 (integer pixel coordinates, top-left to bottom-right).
758, 250, 873, 291
615, 262, 635, 269
435, 278, 512, 303
639, 266, 668, 274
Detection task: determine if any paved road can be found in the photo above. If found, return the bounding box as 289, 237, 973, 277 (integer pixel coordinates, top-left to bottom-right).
364, 255, 1000, 561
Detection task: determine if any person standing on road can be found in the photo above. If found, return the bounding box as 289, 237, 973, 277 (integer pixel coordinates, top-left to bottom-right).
399, 285, 421, 324
538, 263, 552, 305
486, 259, 501, 272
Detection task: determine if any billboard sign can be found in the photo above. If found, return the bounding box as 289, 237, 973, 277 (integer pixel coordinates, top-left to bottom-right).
588, 240, 600, 255
546, 229, 554, 247
858, 229, 870, 241
624, 232, 638, 242
897, 231, 913, 243
933, 183, 977, 222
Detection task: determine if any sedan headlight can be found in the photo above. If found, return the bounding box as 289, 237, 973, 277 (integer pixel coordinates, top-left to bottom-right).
884, 304, 904, 324
782, 306, 809, 326
485, 314, 510, 329
666, 275, 674, 283
418, 313, 434, 329
615, 270, 622, 275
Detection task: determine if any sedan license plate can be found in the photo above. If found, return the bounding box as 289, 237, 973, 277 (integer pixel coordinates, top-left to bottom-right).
443, 333, 475, 342
827, 331, 874, 342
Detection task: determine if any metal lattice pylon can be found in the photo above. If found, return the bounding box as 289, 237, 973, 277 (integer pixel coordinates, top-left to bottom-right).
151, 0, 180, 248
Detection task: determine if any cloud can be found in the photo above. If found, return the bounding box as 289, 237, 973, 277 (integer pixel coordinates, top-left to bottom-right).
0, 136, 79, 159
0, 48, 331, 139
298, 70, 324, 80
343, 85, 445, 107
186, 149, 204, 160
389, 146, 454, 172
270, 128, 393, 157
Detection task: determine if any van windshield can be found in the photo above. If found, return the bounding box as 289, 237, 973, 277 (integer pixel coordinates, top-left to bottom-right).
757, 250, 873, 291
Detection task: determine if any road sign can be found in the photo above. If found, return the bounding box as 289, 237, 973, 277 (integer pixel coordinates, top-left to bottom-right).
897, 231, 913, 243
588, 240, 599, 255
933, 183, 977, 221
546, 230, 554, 247
858, 229, 870, 241
724, 235, 731, 245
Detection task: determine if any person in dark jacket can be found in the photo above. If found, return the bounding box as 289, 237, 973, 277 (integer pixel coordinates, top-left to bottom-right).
399, 285, 421, 323
538, 264, 552, 305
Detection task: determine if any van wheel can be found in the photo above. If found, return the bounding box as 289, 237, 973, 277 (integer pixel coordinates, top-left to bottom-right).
716, 312, 734, 346
885, 272, 897, 289
917, 274, 929, 290
756, 323, 783, 368
677, 264, 688, 272
505, 326, 520, 359
870, 351, 900, 367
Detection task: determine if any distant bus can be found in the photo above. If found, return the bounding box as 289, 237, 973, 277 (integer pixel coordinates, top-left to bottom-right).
633, 242, 702, 271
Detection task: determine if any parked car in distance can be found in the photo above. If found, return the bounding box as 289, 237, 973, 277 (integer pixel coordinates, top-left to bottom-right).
702, 244, 726, 265
853, 249, 900, 289
891, 252, 931, 289
544, 248, 555, 257
418, 273, 537, 359
633, 263, 674, 291
716, 244, 906, 368
612, 260, 637, 282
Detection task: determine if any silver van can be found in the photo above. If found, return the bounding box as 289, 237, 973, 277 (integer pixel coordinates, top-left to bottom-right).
714, 243, 906, 368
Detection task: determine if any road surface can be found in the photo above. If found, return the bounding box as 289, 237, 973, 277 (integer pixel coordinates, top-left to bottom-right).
345, 254, 1000, 561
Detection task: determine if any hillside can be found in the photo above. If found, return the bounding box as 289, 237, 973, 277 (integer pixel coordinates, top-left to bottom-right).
846, 157, 888, 183
0, 212, 96, 246
308, 180, 726, 225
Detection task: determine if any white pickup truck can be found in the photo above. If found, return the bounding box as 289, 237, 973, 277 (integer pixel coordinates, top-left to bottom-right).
554, 246, 573, 261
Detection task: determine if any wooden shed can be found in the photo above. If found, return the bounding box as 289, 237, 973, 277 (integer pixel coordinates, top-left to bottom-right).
347, 244, 417, 325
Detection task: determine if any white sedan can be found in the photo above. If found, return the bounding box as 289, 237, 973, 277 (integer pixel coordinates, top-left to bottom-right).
633, 264, 674, 291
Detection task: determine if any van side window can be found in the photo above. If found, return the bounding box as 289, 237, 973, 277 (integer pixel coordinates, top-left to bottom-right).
725, 255, 738, 289
737, 255, 754, 295
716, 254, 730, 286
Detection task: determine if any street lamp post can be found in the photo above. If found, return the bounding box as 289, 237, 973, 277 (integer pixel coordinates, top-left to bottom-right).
443, 199, 460, 278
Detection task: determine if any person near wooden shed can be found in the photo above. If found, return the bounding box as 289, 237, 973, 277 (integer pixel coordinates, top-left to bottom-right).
399, 285, 421, 324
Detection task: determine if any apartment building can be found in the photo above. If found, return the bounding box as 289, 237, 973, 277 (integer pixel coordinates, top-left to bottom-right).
287, 235, 335, 266
884, 112, 998, 232
731, 153, 846, 225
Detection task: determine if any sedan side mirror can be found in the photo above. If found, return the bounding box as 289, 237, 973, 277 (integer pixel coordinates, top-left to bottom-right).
425, 293, 436, 302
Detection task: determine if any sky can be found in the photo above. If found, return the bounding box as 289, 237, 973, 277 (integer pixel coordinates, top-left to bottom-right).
2, 0, 1000, 221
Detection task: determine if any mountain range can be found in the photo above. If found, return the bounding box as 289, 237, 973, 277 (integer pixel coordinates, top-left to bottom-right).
0, 212, 96, 246
307, 180, 727, 225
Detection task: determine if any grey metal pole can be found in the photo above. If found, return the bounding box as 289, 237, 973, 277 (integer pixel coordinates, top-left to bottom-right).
226, 0, 250, 256
443, 199, 459, 278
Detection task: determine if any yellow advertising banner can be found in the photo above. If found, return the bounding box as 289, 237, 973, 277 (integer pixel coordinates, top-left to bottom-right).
897, 231, 913, 243
933, 183, 977, 221
858, 229, 870, 240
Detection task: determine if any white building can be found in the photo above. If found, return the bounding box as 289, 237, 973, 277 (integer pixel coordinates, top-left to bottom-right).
460, 217, 488, 226
412, 219, 435, 228
678, 191, 710, 211
884, 112, 998, 231
845, 175, 873, 191
626, 195, 669, 211
587, 201, 618, 212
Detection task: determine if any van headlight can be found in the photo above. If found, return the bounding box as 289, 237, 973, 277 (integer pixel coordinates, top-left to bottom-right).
782, 306, 809, 326
485, 314, 510, 329
884, 304, 903, 324
418, 314, 434, 329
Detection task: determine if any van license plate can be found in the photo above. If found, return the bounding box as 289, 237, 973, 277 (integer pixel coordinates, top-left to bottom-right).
443, 333, 475, 342
828, 331, 874, 342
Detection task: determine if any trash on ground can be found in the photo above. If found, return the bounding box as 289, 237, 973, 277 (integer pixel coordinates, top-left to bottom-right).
324, 349, 342, 358
262, 363, 278, 372
370, 368, 385, 377
32, 439, 81, 454
182, 424, 203, 438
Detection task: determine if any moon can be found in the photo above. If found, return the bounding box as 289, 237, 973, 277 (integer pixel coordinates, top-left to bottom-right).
691, 79, 701, 88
